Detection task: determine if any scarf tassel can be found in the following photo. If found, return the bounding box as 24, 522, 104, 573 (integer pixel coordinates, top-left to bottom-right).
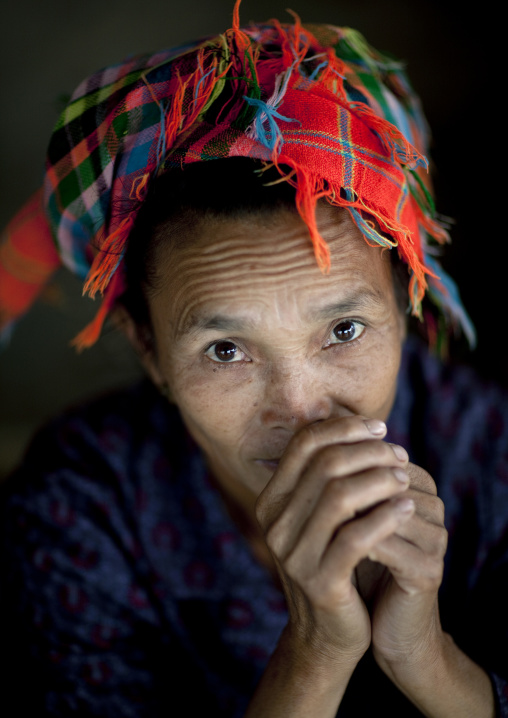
271, 158, 438, 320
82, 215, 134, 300
72, 268, 125, 351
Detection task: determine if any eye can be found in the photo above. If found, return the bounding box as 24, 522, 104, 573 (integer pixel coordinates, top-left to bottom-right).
329, 319, 365, 344
205, 340, 247, 363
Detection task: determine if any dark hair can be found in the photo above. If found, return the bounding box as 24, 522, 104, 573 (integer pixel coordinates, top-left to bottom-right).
120, 158, 298, 345
120, 157, 410, 349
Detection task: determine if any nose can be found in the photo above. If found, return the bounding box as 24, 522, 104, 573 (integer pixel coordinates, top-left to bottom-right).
259, 361, 335, 431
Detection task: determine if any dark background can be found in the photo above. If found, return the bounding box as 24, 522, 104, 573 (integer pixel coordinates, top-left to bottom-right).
0, 0, 503, 478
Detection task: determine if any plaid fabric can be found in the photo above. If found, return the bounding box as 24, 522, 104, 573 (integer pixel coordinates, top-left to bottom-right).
0, 190, 60, 330
0, 2, 474, 348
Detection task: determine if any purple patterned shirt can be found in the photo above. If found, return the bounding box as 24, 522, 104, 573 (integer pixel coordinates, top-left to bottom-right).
1, 337, 508, 716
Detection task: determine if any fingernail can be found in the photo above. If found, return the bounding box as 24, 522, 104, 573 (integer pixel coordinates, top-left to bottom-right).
364, 419, 386, 435
396, 498, 415, 513
391, 444, 408, 462
393, 468, 409, 484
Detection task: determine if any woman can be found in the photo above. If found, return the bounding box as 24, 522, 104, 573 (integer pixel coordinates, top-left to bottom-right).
1, 4, 507, 715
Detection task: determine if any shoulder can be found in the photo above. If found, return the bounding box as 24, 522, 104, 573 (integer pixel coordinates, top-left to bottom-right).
3, 379, 189, 490
0, 380, 207, 619
0, 384, 193, 713
0, 380, 198, 559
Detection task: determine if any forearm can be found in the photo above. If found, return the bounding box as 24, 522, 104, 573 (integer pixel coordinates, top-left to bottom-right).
244, 625, 360, 718
380, 631, 495, 718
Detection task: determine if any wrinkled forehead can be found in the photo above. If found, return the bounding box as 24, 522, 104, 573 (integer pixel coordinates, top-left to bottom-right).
147, 203, 396, 340
153, 202, 386, 280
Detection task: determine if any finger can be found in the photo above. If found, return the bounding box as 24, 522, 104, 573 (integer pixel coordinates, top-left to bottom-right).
270, 415, 389, 496
263, 439, 409, 538
367, 533, 445, 595
407, 463, 437, 495
267, 465, 410, 558
258, 434, 408, 533
299, 440, 408, 488
388, 510, 448, 558
311, 497, 415, 590
402, 487, 445, 527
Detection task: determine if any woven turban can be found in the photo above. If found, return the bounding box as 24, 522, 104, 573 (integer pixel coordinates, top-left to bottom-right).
0, 1, 474, 349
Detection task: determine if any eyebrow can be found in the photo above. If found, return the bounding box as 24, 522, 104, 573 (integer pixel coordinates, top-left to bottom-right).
177, 313, 256, 339
310, 290, 386, 321
178, 289, 386, 339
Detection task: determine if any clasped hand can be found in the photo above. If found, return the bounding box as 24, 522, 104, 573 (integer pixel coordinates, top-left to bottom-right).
255, 415, 448, 678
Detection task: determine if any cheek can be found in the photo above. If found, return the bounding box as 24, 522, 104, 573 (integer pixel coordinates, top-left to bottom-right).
167, 363, 260, 447
333, 330, 401, 419
360, 337, 401, 417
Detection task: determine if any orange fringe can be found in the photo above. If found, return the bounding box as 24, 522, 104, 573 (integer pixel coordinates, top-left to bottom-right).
292, 167, 333, 272
72, 267, 125, 351
82, 215, 134, 299
270, 155, 436, 318
131, 173, 150, 201
231, 0, 250, 53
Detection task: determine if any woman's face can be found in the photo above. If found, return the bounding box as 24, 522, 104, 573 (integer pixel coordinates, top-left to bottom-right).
144, 204, 406, 503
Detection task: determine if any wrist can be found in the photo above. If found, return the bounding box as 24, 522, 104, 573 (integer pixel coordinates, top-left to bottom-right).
375, 632, 495, 718
244, 624, 366, 718
283, 620, 369, 676
372, 597, 444, 681
277, 623, 368, 685
374, 626, 446, 688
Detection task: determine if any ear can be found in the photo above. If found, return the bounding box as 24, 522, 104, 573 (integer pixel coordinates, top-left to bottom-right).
111, 305, 165, 389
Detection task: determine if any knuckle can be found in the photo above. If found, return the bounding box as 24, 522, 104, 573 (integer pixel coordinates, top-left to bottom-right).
430, 526, 448, 557
257, 496, 288, 545
322, 479, 355, 517
434, 496, 445, 523
420, 558, 443, 588
254, 494, 270, 528
363, 440, 398, 466
335, 414, 369, 441
283, 550, 320, 592
438, 528, 448, 554
408, 463, 437, 494
312, 444, 347, 477
339, 520, 369, 553
416, 494, 445, 525
283, 551, 305, 582
378, 465, 405, 485
429, 559, 444, 584
264, 521, 283, 555
292, 422, 322, 454
400, 564, 419, 584
405, 553, 443, 590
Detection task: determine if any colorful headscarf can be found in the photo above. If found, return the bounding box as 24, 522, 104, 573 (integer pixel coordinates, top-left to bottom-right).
0, 1, 474, 349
